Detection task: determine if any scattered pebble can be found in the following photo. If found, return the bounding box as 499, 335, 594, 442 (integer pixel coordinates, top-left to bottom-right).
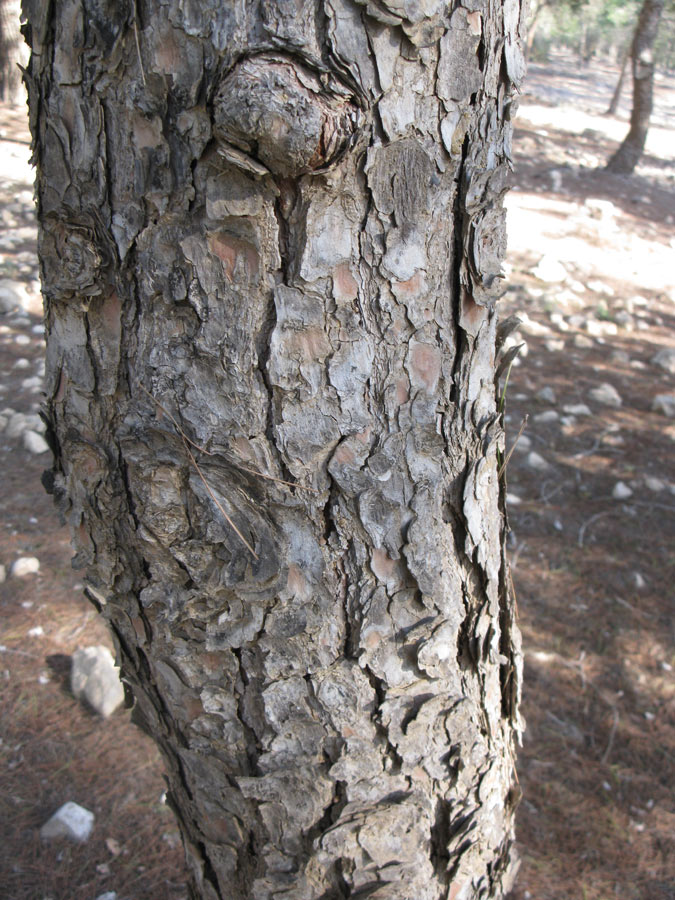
533, 410, 559, 424
652, 393, 675, 418
512, 434, 532, 452
610, 349, 631, 364
21, 375, 43, 392
12, 357, 30, 369
14, 333, 31, 346
71, 645, 125, 718
27, 625, 44, 638
612, 481, 633, 500
562, 403, 591, 417
644, 476, 665, 492
526, 451, 550, 471
9, 556, 40, 577
22, 430, 50, 455
650, 347, 675, 375
536, 386, 557, 404
95, 893, 117, 900
531, 255, 567, 283
573, 334, 593, 349
589, 382, 622, 408
544, 338, 565, 352
40, 802, 95, 843
507, 493, 522, 506
586, 279, 615, 296
633, 572, 646, 589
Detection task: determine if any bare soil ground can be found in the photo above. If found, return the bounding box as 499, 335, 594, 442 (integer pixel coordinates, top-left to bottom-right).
0, 52, 673, 900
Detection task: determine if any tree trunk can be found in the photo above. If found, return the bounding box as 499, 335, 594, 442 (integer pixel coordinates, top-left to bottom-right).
606, 0, 664, 173
605, 44, 630, 117
23, 1, 525, 898
0, 0, 24, 103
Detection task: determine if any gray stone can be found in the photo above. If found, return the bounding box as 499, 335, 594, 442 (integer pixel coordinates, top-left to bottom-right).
0, 279, 26, 313
5, 412, 27, 439
544, 338, 565, 353
533, 410, 559, 424
651, 348, 675, 375
95, 893, 118, 900
511, 433, 531, 453
0, 564, 5, 584
614, 311, 634, 331
588, 382, 622, 408
644, 476, 665, 492
13, 357, 30, 370
9, 556, 40, 577
506, 493, 522, 506
71, 645, 124, 718
23, 430, 50, 455
652, 393, 675, 418
573, 334, 593, 349
40, 801, 95, 842
610, 349, 631, 364
612, 481, 633, 500
562, 403, 592, 417
536, 386, 557, 404
526, 451, 550, 471
21, 375, 43, 392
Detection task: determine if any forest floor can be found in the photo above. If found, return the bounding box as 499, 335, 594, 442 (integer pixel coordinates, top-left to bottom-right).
0, 51, 673, 900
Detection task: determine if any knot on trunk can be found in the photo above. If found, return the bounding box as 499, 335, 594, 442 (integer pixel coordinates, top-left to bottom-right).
213, 55, 360, 178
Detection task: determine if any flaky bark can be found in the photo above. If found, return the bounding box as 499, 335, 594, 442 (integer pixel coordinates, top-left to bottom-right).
24, 1, 525, 898
606, 0, 664, 174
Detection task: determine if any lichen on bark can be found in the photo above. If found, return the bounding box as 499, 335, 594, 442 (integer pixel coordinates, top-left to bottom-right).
24, 0, 526, 897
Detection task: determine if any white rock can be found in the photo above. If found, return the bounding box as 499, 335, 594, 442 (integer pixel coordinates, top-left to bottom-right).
96, 893, 118, 900
526, 451, 550, 471
563, 403, 592, 417
560, 415, 577, 426
589, 382, 622, 408
651, 348, 675, 375
633, 572, 646, 589
531, 255, 567, 283
21, 375, 43, 392
548, 313, 569, 332
10, 556, 40, 577
5, 412, 27, 439
506, 493, 522, 506
586, 279, 615, 296
40, 801, 95, 843
22, 430, 49, 455
14, 333, 31, 346
652, 393, 675, 418
28, 625, 44, 637
612, 481, 633, 500
586, 319, 617, 337
0, 279, 27, 313
573, 334, 593, 349
533, 410, 559, 424
585, 198, 618, 219
518, 314, 550, 337
13, 357, 30, 370
544, 338, 565, 353
644, 476, 665, 492
71, 646, 124, 718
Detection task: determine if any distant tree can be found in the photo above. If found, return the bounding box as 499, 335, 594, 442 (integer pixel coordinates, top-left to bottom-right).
0, 0, 23, 103
606, 0, 665, 173
605, 43, 631, 115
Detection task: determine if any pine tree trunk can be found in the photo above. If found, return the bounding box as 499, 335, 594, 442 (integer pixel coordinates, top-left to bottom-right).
606, 0, 664, 173
23, 1, 525, 898
0, 0, 24, 102
605, 44, 630, 116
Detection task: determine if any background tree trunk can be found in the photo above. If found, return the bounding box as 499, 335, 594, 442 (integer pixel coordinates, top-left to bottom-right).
23, 1, 525, 898
606, 0, 664, 173
605, 43, 630, 117
0, 0, 24, 103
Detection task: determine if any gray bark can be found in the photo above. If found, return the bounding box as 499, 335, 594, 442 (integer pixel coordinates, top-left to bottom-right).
23, 1, 525, 898
606, 0, 664, 174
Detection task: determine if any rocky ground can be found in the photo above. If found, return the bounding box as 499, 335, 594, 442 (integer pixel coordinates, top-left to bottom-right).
0, 53, 674, 900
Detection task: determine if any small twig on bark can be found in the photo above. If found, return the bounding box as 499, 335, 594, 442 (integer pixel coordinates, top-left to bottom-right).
139, 384, 258, 558
132, 1, 146, 86
498, 415, 529, 480
236, 464, 320, 494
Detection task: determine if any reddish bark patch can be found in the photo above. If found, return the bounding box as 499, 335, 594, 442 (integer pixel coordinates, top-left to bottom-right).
208, 232, 260, 282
